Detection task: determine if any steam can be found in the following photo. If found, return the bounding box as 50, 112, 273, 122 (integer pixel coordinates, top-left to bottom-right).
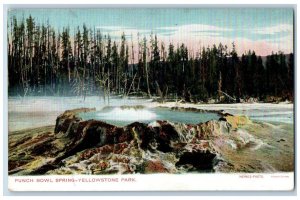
96, 107, 157, 122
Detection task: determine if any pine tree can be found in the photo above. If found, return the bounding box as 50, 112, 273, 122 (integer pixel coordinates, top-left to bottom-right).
7, 15, 294, 102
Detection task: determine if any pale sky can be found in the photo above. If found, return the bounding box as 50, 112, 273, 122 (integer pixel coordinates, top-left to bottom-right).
8, 8, 294, 56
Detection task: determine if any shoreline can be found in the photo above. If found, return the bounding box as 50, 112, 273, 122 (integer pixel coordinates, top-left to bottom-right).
146, 100, 293, 109
8, 99, 294, 132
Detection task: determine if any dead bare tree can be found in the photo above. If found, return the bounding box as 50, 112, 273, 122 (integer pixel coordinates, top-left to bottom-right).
126, 72, 137, 97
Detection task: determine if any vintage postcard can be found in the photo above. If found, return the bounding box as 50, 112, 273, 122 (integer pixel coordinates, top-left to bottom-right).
7, 6, 294, 191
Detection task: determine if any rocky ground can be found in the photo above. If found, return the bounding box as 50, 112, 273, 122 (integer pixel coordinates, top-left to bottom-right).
8, 107, 294, 175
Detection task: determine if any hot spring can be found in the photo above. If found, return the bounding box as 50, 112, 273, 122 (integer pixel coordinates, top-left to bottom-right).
78, 106, 221, 126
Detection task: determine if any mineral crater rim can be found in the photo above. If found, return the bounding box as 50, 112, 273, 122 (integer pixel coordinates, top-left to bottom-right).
8, 107, 294, 176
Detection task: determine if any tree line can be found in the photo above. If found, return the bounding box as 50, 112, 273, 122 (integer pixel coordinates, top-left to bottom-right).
8, 15, 294, 102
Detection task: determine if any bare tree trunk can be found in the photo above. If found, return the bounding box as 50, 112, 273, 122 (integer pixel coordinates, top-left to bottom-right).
155, 81, 163, 98
219, 90, 236, 102
126, 72, 137, 97
44, 59, 46, 95
107, 69, 110, 105
218, 71, 222, 101
83, 60, 86, 100
163, 85, 168, 101
123, 75, 127, 96
145, 62, 151, 98
137, 77, 141, 92
68, 53, 70, 83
